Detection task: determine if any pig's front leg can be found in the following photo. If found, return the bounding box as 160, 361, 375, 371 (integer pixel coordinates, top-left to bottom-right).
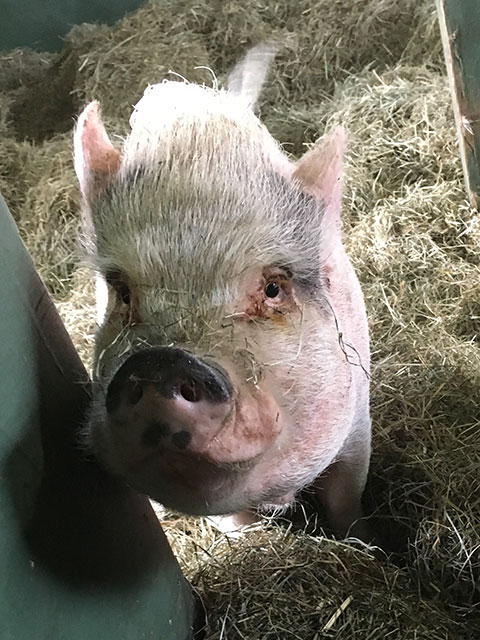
315, 416, 372, 542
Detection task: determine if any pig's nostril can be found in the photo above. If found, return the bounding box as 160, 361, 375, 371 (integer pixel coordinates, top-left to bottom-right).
179, 381, 201, 402
127, 382, 143, 405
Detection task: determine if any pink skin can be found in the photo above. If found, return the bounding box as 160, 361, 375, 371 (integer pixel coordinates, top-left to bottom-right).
236, 138, 371, 535
107, 382, 282, 470
236, 131, 371, 535
76, 104, 371, 538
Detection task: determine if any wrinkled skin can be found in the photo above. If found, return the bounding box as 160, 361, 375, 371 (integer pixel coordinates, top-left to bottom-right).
74, 52, 371, 538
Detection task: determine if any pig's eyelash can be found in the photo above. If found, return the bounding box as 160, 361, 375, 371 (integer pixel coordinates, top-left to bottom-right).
265, 264, 319, 299
266, 264, 293, 279
275, 264, 293, 278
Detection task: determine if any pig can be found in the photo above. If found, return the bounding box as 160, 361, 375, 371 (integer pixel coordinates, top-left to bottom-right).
73, 46, 371, 540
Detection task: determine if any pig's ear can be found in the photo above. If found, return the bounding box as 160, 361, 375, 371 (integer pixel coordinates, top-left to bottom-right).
74, 101, 121, 200
227, 43, 277, 109
293, 126, 346, 240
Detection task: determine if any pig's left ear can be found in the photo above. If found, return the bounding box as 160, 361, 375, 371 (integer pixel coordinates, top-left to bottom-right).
293, 126, 346, 241
74, 101, 122, 200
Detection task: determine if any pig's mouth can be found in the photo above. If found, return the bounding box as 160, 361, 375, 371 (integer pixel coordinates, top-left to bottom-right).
119, 447, 297, 516
213, 455, 263, 472
120, 447, 259, 515
96, 345, 284, 515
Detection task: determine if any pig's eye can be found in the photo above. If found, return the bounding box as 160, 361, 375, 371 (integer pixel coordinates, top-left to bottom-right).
243, 268, 296, 319
265, 282, 280, 298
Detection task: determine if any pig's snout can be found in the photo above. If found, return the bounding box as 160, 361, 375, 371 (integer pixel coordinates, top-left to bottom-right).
101, 346, 284, 512
105, 347, 234, 457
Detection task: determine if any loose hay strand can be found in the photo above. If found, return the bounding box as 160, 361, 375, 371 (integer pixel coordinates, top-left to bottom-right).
322, 595, 353, 631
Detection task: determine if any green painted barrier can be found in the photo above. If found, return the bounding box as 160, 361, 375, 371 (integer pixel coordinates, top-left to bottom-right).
0, 193, 201, 638
1, 0, 145, 51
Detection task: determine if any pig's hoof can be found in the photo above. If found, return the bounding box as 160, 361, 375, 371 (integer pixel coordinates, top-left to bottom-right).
207, 511, 259, 539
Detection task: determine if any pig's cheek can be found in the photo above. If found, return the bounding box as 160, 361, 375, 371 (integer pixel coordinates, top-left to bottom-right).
203, 389, 283, 464
84, 400, 123, 472
93, 320, 128, 382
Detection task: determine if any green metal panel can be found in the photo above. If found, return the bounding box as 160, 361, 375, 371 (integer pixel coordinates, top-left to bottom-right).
0, 193, 199, 639
0, 0, 145, 52
437, 0, 480, 209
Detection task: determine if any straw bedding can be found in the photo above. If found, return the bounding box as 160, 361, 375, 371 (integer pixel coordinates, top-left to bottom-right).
0, 0, 478, 637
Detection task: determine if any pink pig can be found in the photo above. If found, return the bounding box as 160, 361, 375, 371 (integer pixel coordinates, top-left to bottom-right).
74, 46, 371, 538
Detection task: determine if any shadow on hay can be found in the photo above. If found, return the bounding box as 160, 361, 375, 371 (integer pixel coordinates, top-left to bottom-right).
271, 356, 480, 610
0, 49, 78, 143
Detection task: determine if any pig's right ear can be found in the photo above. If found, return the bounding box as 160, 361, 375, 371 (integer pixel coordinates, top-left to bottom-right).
227, 43, 277, 109
293, 127, 346, 243
74, 101, 122, 200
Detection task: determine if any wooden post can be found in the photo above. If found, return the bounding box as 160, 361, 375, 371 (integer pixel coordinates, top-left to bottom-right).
437, 0, 480, 210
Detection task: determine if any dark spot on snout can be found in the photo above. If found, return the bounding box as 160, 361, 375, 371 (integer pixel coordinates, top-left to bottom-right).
172, 430, 192, 450
141, 420, 171, 448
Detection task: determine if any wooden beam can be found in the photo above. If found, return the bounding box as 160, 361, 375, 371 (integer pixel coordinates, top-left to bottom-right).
437, 0, 480, 210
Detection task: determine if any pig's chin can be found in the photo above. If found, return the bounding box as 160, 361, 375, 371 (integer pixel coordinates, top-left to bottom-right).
119, 453, 295, 516
121, 455, 255, 516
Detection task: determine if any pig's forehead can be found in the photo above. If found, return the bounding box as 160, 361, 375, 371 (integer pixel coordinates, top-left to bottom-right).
92, 161, 323, 294
91, 81, 323, 288
96, 180, 307, 267
121, 80, 285, 173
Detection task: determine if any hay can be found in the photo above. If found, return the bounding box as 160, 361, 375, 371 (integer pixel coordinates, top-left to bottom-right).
1, 0, 479, 637
164, 516, 471, 639
0, 132, 79, 296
